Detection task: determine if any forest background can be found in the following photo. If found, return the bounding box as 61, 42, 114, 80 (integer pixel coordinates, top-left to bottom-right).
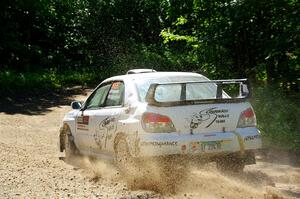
0, 0, 299, 150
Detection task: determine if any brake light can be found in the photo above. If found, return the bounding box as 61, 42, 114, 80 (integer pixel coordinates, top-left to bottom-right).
237, 107, 256, 128
142, 112, 176, 133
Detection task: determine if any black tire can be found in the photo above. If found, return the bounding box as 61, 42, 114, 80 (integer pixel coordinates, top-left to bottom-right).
216, 154, 245, 173
64, 129, 78, 160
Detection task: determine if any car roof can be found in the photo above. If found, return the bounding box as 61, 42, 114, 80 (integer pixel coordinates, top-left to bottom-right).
103, 71, 205, 83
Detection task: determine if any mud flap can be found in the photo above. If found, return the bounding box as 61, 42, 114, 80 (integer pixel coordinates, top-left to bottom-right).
232, 131, 245, 155
231, 131, 256, 165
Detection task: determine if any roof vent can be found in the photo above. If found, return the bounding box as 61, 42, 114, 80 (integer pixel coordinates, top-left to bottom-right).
126, 69, 157, 74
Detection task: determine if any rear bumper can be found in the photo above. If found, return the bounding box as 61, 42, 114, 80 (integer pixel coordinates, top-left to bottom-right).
135, 127, 262, 157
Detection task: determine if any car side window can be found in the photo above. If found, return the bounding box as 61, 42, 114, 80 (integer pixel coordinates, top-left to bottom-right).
104, 81, 124, 107
86, 84, 111, 109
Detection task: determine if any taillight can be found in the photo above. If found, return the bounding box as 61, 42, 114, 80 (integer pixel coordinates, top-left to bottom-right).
237, 107, 257, 128
142, 112, 176, 133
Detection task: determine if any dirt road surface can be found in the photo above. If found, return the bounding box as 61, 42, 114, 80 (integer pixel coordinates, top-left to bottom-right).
1, 90, 299, 199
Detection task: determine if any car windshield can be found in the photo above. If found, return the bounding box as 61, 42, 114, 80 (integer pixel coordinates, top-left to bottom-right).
134, 75, 225, 102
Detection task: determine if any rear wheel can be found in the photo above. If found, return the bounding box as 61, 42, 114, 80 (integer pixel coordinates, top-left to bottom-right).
216, 154, 245, 173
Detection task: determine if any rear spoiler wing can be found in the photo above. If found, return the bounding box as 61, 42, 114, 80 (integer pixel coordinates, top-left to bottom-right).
145, 79, 251, 107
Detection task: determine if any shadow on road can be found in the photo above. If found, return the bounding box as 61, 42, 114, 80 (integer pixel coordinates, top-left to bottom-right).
0, 86, 90, 115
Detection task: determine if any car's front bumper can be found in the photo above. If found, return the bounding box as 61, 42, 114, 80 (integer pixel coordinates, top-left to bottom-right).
135, 127, 262, 158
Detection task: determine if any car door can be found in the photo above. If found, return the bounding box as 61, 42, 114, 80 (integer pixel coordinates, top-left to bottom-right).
75, 81, 126, 155
74, 82, 112, 153
89, 81, 126, 154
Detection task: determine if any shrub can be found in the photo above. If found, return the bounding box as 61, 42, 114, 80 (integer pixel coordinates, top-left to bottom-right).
252, 86, 300, 150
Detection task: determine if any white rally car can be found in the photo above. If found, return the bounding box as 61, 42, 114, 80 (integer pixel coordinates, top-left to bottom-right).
59, 69, 262, 172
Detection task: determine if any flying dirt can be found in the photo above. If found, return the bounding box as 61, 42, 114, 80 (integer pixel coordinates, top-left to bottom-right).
0, 90, 299, 199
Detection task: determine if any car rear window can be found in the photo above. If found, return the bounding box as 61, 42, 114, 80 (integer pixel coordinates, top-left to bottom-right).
135, 76, 220, 102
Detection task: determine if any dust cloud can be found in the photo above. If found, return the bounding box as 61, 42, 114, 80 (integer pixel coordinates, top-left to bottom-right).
67, 154, 299, 199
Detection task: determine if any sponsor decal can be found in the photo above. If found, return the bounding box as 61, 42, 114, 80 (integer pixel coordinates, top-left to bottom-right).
77, 115, 89, 124
189, 107, 229, 130
141, 141, 178, 147
244, 134, 260, 141
94, 116, 117, 149
77, 115, 89, 131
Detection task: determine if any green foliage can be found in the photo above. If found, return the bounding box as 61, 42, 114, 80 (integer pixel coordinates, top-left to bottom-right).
160, 0, 300, 86
112, 44, 199, 72
1, 0, 299, 87
0, 69, 100, 95
252, 86, 300, 150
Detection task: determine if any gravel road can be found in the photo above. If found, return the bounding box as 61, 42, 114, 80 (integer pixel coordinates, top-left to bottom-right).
0, 91, 299, 199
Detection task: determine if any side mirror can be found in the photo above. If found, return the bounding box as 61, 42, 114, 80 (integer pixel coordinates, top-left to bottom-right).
71, 101, 82, 110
